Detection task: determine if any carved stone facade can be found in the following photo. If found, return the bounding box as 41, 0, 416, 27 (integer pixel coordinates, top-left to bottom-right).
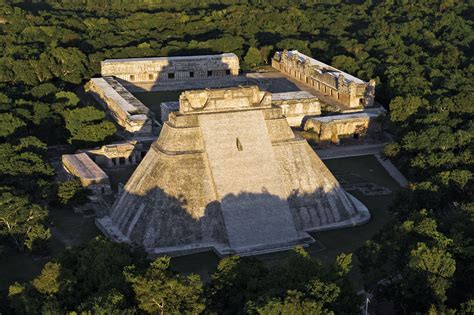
80, 140, 150, 169
160, 90, 321, 127
62, 153, 112, 195
304, 112, 382, 144
88, 77, 155, 135
272, 50, 375, 109
178, 85, 271, 114
96, 86, 370, 257
271, 91, 321, 127
101, 53, 240, 83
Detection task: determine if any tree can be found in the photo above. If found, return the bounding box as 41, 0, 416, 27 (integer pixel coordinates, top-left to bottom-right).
244, 47, 263, 69
28, 83, 59, 99
11, 60, 39, 86
0, 141, 53, 179
406, 242, 456, 305
389, 96, 427, 123
357, 211, 458, 312
125, 256, 205, 314
62, 106, 116, 146
55, 91, 80, 107
331, 55, 358, 75
8, 282, 43, 315
257, 290, 332, 315
0, 113, 25, 138
206, 255, 269, 313
47, 47, 88, 84
276, 39, 311, 56
207, 248, 360, 314
32, 262, 61, 296
8, 237, 147, 313
0, 192, 50, 251
57, 178, 88, 206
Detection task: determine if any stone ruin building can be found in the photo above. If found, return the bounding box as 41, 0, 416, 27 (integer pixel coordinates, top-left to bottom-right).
101, 53, 240, 84
96, 86, 369, 257
87, 53, 242, 136
88, 77, 155, 135
258, 90, 320, 127
272, 50, 376, 109
304, 112, 382, 143
79, 140, 150, 169
62, 153, 112, 197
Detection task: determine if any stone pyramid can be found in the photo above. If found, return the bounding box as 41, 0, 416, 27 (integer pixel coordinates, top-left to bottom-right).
96, 86, 369, 256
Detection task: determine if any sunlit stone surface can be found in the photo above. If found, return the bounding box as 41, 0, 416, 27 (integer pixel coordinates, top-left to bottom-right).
96, 86, 370, 257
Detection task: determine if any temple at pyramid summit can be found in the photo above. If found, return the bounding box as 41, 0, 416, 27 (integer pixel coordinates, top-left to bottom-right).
96, 86, 370, 256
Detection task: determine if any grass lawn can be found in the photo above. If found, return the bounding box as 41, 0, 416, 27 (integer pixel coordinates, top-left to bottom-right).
48, 207, 101, 252
313, 154, 400, 263
132, 90, 183, 121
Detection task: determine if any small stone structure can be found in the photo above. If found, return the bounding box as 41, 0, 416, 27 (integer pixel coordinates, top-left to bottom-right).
271, 91, 321, 127
101, 53, 240, 84
80, 140, 150, 169
88, 77, 155, 135
97, 86, 370, 257
272, 50, 375, 109
304, 112, 381, 144
62, 153, 112, 195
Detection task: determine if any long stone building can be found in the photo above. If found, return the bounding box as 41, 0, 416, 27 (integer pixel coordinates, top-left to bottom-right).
96, 86, 369, 257
62, 153, 112, 196
272, 50, 376, 109
79, 140, 150, 169
304, 112, 382, 144
88, 77, 155, 135
101, 53, 240, 83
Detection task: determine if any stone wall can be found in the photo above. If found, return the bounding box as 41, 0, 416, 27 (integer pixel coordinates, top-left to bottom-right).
271, 91, 321, 127
199, 110, 300, 250
80, 140, 150, 169
87, 77, 154, 135
101, 53, 239, 84
178, 85, 271, 114
62, 153, 112, 195
304, 112, 381, 144
272, 50, 375, 109
166, 89, 321, 127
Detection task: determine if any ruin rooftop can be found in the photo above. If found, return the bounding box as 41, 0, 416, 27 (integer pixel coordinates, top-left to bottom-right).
102, 53, 238, 64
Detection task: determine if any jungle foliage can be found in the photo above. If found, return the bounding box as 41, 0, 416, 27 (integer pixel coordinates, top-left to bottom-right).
0, 0, 472, 313
8, 241, 358, 314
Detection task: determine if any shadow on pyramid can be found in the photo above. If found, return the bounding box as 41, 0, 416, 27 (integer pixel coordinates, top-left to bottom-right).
96, 86, 370, 257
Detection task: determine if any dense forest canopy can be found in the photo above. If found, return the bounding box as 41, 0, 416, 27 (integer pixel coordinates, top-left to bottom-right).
0, 0, 472, 313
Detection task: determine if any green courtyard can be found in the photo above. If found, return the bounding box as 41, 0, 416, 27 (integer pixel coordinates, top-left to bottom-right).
133, 90, 183, 121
